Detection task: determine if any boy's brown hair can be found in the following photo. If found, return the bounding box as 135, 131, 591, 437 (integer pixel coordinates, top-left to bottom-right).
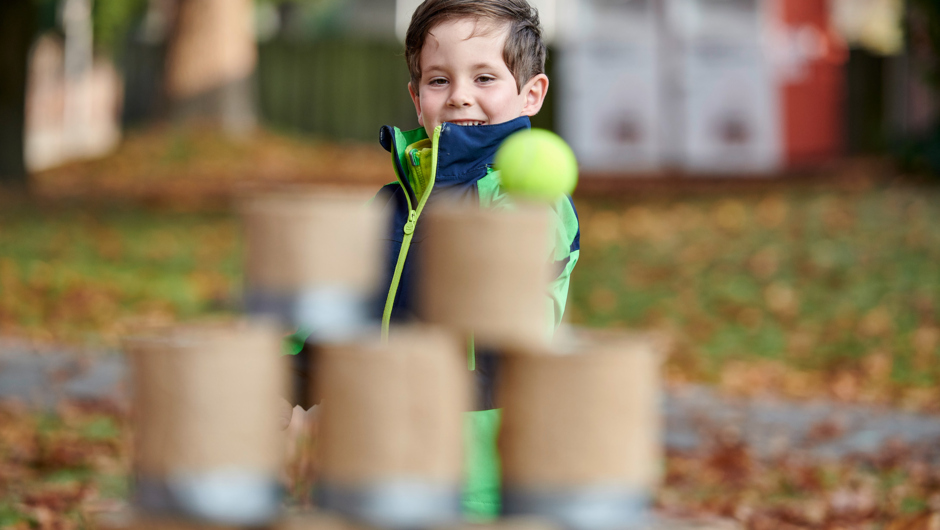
405, 0, 547, 94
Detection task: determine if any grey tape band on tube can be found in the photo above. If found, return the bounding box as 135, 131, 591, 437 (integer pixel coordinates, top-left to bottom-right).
245, 287, 370, 341
136, 471, 281, 526
317, 480, 461, 530
503, 486, 650, 530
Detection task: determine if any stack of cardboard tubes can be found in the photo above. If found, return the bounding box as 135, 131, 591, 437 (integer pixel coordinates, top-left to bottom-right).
117, 188, 665, 530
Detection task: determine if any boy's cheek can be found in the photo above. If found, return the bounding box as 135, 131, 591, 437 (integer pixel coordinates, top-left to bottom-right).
408, 83, 425, 127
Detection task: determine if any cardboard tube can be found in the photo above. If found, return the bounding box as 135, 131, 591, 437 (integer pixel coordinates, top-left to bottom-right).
241, 188, 383, 292
315, 326, 470, 528
318, 325, 469, 482
499, 330, 664, 529
124, 320, 286, 525
240, 188, 384, 336
116, 517, 251, 530
434, 517, 561, 530
418, 203, 552, 348
278, 513, 364, 530
106, 512, 355, 530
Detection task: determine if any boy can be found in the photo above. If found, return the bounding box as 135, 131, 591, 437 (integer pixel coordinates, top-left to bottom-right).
372, 0, 581, 519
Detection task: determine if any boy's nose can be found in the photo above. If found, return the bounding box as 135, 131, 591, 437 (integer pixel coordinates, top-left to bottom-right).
447, 87, 472, 107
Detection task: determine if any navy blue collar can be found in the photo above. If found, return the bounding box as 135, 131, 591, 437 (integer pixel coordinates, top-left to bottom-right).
434, 116, 531, 183
381, 116, 531, 186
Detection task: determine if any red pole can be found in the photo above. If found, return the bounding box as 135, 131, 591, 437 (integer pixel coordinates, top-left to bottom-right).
779, 0, 848, 168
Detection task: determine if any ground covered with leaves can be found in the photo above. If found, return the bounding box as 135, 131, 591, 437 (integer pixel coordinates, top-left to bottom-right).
659, 435, 940, 529
0, 402, 129, 529
6, 400, 940, 529
1, 127, 939, 528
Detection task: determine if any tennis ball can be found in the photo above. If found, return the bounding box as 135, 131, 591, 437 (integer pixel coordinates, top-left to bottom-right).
494, 128, 578, 200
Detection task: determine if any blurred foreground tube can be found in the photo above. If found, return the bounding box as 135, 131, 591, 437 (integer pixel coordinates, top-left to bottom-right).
124, 320, 286, 527
241, 189, 384, 341
277, 515, 558, 530
499, 330, 663, 530
315, 326, 471, 529
419, 203, 553, 348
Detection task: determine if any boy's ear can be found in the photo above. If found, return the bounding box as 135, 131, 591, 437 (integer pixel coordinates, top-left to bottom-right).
520, 74, 549, 117
408, 82, 424, 127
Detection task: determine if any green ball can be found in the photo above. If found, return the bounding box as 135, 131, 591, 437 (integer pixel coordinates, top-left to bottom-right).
494, 128, 578, 200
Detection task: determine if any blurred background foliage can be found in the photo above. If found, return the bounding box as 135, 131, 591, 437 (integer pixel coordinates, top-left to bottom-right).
32, 0, 148, 55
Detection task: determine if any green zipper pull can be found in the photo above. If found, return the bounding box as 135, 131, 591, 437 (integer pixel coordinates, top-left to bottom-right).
410, 149, 420, 167
403, 210, 417, 235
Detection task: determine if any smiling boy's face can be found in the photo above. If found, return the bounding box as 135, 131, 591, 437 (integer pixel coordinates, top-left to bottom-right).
409, 17, 548, 138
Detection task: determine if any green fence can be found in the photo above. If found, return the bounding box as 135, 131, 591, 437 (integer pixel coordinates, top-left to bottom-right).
257, 39, 418, 142
123, 38, 555, 142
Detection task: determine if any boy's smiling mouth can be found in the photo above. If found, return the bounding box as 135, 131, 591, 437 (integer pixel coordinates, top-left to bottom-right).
447, 120, 487, 126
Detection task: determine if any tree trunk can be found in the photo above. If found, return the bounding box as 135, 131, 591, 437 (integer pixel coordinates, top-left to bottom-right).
0, 0, 36, 188
63, 0, 94, 151
164, 0, 257, 136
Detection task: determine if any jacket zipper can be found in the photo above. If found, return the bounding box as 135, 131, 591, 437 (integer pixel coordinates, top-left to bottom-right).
381, 125, 442, 341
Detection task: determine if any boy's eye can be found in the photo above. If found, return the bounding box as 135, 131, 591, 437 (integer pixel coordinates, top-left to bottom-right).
476, 75, 496, 83
428, 78, 448, 86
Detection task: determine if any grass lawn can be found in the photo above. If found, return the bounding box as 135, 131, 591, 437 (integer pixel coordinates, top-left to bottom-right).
0, 201, 240, 346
